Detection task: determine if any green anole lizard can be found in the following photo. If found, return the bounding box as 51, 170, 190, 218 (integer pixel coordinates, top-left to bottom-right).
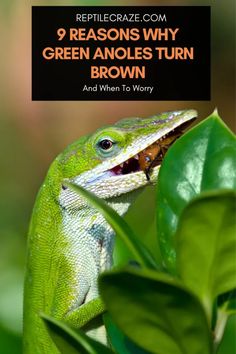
23, 110, 197, 353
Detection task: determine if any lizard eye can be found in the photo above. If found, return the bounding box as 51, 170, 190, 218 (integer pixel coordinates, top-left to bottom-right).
95, 133, 121, 158
98, 139, 114, 151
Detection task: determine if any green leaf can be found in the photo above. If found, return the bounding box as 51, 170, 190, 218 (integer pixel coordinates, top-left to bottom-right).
218, 290, 236, 316
176, 190, 236, 318
65, 182, 158, 270
104, 313, 130, 354
217, 315, 236, 354
99, 268, 213, 354
104, 313, 150, 354
156, 111, 236, 272
41, 313, 113, 354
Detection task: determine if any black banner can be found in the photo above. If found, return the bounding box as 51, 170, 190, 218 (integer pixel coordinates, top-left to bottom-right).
32, 6, 210, 101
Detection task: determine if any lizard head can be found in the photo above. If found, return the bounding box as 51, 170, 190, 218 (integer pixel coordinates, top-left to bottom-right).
57, 109, 197, 211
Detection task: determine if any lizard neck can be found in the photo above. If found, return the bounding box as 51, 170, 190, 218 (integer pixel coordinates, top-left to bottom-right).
61, 198, 132, 267
62, 207, 116, 274
60, 191, 138, 304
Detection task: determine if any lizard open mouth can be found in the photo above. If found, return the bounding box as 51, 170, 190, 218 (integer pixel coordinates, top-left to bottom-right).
109, 118, 196, 180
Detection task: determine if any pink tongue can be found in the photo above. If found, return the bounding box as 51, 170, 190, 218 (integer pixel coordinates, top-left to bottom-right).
111, 165, 123, 175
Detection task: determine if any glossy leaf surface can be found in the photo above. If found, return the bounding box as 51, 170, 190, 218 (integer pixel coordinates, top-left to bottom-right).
176, 190, 236, 318
156, 111, 236, 271
104, 313, 150, 354
100, 268, 212, 354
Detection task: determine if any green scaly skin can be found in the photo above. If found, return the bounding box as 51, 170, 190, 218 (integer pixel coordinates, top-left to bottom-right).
23, 110, 197, 353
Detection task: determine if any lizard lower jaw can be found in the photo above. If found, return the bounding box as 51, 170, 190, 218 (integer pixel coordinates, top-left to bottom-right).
85, 165, 160, 200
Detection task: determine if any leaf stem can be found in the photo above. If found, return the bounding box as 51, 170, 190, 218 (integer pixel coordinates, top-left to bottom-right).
213, 309, 228, 352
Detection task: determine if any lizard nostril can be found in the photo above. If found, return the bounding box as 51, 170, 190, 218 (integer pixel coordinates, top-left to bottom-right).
62, 184, 68, 190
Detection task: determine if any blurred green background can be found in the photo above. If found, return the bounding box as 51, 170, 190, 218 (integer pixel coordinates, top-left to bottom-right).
0, 0, 235, 353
